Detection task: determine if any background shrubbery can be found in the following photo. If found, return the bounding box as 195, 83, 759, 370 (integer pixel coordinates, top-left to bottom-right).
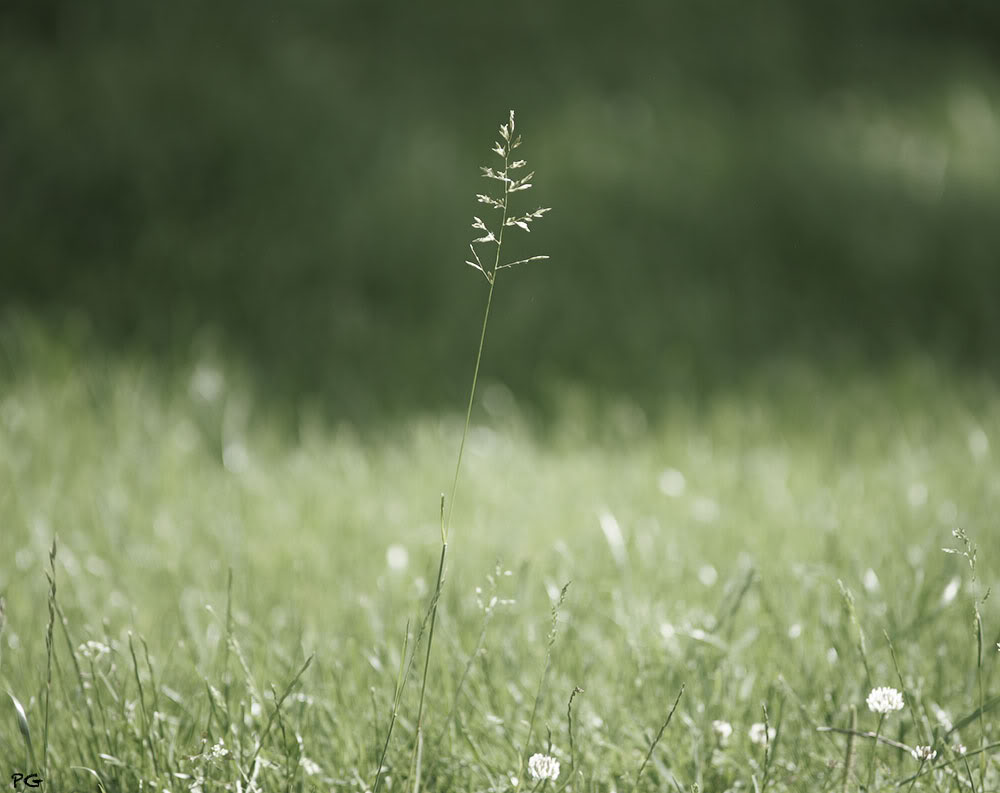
3, 0, 999, 416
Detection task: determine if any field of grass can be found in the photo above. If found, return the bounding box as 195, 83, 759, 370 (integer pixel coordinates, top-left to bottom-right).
1, 311, 998, 792
3, 6, 1000, 788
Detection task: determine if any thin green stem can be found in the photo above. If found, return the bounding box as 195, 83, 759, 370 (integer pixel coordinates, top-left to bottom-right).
411, 543, 447, 793
962, 754, 976, 792
905, 759, 926, 793
445, 147, 510, 540
635, 684, 686, 791
445, 281, 494, 541
842, 706, 857, 793
42, 540, 56, 779
372, 621, 410, 793
975, 606, 985, 789
866, 714, 885, 790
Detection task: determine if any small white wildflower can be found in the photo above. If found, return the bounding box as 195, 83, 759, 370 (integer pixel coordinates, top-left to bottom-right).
527, 752, 560, 781
954, 742, 967, 755
509, 777, 519, 787
658, 468, 686, 497
788, 623, 802, 639
698, 565, 718, 587
911, 745, 937, 762
300, 757, 321, 776
866, 687, 904, 714
712, 720, 733, 742
748, 723, 776, 746
941, 577, 961, 605
386, 544, 409, 571
78, 640, 111, 660
209, 738, 228, 761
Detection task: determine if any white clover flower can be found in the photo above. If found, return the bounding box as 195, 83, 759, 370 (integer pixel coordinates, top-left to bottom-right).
954, 742, 967, 755
712, 720, 733, 742
748, 723, 776, 746
527, 753, 560, 781
866, 687, 904, 714
911, 745, 937, 762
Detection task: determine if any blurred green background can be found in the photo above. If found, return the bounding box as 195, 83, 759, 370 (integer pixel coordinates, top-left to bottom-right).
2, 0, 999, 418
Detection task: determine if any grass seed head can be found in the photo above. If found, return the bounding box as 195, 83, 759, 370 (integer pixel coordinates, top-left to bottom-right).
749, 722, 776, 746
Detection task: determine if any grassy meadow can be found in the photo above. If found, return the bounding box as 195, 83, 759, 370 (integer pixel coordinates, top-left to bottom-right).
3, 2, 1000, 790
1, 314, 999, 791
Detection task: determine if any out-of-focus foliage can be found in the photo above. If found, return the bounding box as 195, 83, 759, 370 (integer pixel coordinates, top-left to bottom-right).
2, 0, 999, 417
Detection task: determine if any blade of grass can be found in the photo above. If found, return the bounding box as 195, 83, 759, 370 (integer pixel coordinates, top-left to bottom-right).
42, 538, 56, 778
8, 690, 36, 770
635, 683, 685, 791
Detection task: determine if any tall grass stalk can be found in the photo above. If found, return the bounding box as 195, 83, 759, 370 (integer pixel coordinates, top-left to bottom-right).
760, 702, 775, 792
865, 713, 886, 790
841, 706, 856, 793
0, 595, 5, 671
408, 110, 550, 793
943, 528, 989, 788
567, 685, 584, 778
128, 631, 160, 775
372, 621, 410, 793
515, 582, 570, 792
246, 655, 313, 775
42, 538, 56, 777
635, 683, 685, 790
